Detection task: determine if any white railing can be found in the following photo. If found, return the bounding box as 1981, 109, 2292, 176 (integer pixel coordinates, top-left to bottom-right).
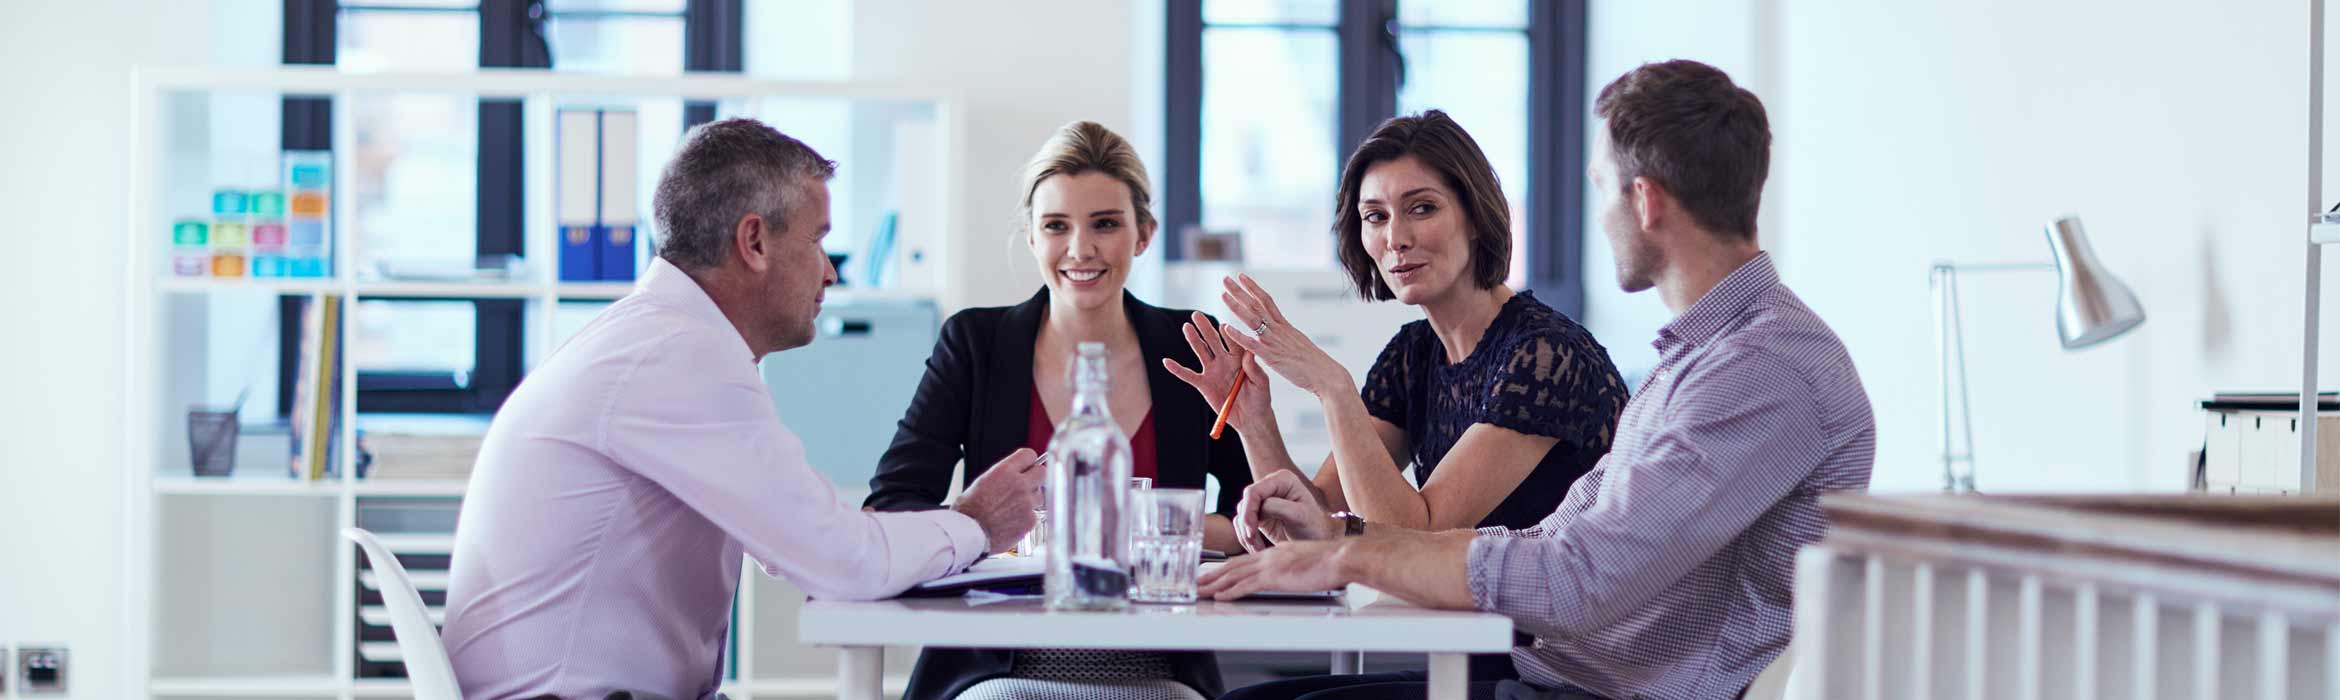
1790, 494, 2340, 700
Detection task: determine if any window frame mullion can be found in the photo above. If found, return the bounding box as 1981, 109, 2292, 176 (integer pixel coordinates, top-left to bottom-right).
1526, 0, 1589, 320
1337, 0, 1400, 158
682, 0, 745, 129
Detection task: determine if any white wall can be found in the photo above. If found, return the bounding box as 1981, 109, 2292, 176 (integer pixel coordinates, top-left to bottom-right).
848, 0, 1140, 311
0, 2, 235, 696
1754, 0, 2330, 492
1574, 0, 2335, 494
1583, 0, 1766, 381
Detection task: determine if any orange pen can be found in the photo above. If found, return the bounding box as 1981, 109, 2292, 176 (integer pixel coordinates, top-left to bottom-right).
1209, 355, 1247, 439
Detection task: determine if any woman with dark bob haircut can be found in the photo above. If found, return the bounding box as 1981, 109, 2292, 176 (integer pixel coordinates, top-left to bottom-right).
1175, 107, 1629, 574
1173, 108, 1631, 695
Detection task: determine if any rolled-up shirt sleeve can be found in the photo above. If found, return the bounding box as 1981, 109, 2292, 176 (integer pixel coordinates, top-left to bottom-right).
599, 326, 987, 601
1465, 347, 1826, 639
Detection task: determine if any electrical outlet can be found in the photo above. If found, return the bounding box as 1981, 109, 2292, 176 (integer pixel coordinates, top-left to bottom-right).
18, 646, 65, 695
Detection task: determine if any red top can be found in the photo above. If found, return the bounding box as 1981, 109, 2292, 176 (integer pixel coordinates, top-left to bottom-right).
1025, 381, 1157, 480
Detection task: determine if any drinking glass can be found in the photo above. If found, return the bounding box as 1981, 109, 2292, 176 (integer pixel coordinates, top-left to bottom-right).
1017, 482, 1049, 559
1018, 508, 1048, 559
1129, 488, 1207, 603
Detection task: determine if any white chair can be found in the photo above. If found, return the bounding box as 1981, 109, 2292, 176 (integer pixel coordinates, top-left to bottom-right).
1744, 645, 1793, 700
343, 527, 462, 700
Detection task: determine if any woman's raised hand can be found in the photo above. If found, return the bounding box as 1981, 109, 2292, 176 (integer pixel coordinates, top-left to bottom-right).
1164, 311, 1273, 433
1217, 275, 1351, 397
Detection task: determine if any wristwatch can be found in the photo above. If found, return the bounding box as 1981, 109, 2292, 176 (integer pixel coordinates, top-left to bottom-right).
1330, 511, 1367, 537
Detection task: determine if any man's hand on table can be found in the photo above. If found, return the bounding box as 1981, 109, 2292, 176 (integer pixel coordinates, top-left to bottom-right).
1196, 538, 1352, 600
951, 448, 1045, 554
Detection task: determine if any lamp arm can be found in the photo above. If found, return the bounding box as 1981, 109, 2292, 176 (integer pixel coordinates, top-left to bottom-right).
1929, 261, 2056, 492
1931, 261, 2056, 274
1932, 266, 1975, 491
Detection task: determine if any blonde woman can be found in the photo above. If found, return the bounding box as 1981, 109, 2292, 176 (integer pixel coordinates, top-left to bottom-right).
866, 121, 1257, 700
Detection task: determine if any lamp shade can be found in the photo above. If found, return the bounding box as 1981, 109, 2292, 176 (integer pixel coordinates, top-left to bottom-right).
2045, 215, 2146, 349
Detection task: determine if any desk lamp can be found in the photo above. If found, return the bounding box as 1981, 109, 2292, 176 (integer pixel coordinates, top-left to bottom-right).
1931, 215, 2146, 492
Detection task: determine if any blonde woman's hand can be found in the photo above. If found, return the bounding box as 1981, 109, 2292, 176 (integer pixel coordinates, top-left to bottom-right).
1217, 274, 1353, 398
1163, 311, 1275, 434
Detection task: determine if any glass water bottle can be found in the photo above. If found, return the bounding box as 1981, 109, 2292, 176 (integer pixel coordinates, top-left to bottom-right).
1044, 341, 1133, 610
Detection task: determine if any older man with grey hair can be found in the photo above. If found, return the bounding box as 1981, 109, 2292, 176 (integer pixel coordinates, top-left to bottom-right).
441, 118, 1045, 700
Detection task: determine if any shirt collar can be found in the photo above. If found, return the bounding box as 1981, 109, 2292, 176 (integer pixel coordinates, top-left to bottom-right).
638, 256, 759, 364
1655, 252, 1778, 352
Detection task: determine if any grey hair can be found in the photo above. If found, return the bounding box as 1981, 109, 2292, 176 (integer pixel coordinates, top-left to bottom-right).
653, 118, 838, 271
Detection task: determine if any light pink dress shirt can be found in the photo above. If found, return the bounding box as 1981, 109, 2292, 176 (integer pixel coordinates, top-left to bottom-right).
441, 258, 988, 700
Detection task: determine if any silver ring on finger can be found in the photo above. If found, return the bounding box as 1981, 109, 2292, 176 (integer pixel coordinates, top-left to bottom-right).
1253, 319, 1271, 336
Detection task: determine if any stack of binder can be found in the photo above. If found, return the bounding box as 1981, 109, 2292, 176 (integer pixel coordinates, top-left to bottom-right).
557, 109, 640, 282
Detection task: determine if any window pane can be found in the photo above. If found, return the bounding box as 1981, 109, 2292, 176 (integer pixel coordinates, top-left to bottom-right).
1397, 30, 1530, 285
354, 300, 476, 377
545, 15, 686, 74
1204, 0, 1337, 26
342, 11, 481, 274
546, 0, 685, 12
342, 0, 476, 10
337, 10, 478, 72
743, 0, 852, 80
1397, 0, 1528, 29
1201, 28, 1339, 269
347, 94, 479, 271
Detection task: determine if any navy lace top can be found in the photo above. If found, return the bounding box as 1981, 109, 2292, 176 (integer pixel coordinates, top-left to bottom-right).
1359, 291, 1630, 530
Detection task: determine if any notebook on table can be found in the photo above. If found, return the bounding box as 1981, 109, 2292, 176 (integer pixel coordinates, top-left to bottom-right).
900, 555, 1340, 600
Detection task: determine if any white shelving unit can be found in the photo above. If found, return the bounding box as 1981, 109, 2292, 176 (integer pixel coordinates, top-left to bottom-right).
2304, 0, 2331, 496
125, 67, 963, 700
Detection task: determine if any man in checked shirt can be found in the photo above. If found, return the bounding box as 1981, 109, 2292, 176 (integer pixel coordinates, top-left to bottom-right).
1205, 59, 1877, 700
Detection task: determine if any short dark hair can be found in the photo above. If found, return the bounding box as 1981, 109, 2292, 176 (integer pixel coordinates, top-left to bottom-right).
1332, 110, 1512, 301
1593, 59, 1771, 239
653, 118, 838, 271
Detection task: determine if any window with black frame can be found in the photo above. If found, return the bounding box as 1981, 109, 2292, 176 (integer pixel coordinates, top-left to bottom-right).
276, 0, 741, 416
1164, 0, 1588, 317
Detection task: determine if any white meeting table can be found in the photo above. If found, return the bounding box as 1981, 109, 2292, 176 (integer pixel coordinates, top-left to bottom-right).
798, 588, 1514, 700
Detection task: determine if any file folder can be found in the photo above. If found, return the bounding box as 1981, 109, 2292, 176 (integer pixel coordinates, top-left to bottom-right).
557, 109, 601, 281
596, 110, 640, 281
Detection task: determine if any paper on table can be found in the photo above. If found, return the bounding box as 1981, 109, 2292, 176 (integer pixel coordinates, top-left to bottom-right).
901, 557, 1342, 600
905, 556, 1044, 596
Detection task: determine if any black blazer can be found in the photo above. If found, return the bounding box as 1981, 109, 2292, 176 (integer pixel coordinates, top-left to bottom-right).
864, 287, 1251, 700
865, 287, 1252, 516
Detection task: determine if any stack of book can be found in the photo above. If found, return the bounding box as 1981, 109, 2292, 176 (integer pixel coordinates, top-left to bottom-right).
288, 294, 344, 480
358, 414, 491, 481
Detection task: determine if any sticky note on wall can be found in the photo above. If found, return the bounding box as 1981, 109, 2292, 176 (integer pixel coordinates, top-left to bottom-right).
173, 220, 208, 247
289, 192, 328, 217
212, 222, 249, 248
287, 162, 327, 189
252, 222, 287, 248
250, 191, 286, 217
212, 190, 249, 216
281, 150, 333, 279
